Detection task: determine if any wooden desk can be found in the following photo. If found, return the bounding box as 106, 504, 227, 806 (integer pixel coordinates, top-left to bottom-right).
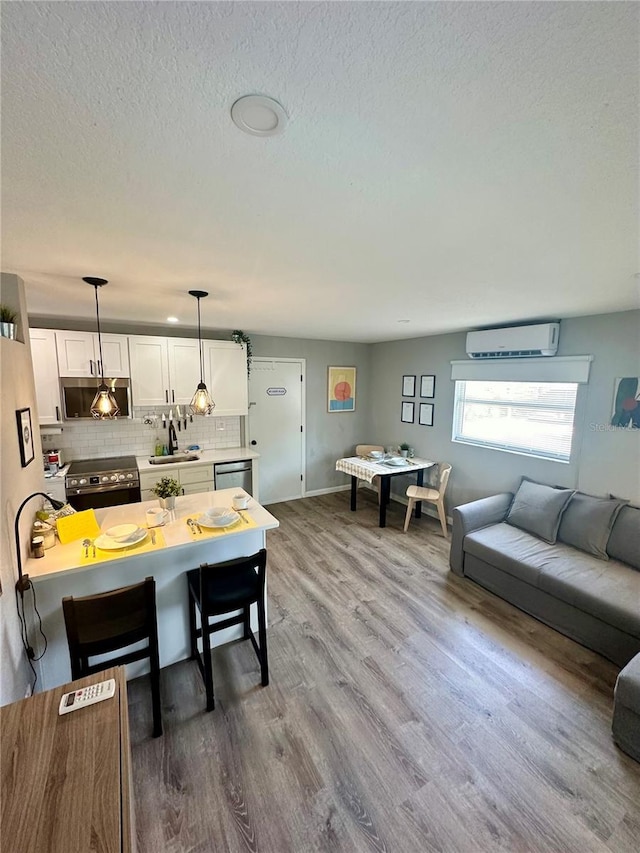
1, 667, 134, 853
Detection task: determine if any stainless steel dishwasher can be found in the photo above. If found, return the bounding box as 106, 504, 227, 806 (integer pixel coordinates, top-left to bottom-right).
214, 459, 253, 493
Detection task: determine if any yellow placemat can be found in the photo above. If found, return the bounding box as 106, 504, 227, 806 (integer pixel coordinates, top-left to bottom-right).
79, 529, 166, 565
56, 509, 101, 545
182, 512, 258, 538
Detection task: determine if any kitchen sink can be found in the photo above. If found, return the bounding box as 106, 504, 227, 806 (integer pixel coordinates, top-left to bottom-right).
148, 454, 201, 464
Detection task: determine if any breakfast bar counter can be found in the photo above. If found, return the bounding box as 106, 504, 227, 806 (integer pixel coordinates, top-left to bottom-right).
26, 488, 279, 692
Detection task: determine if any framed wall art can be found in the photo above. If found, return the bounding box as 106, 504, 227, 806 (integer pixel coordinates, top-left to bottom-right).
611, 377, 640, 429
419, 403, 434, 426
402, 375, 416, 397
420, 375, 435, 398
401, 401, 415, 423
328, 366, 356, 412
16, 407, 34, 467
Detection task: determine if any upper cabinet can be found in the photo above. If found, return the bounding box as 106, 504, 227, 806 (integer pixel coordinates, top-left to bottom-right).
130, 337, 248, 415
55, 331, 130, 378
204, 341, 248, 416
129, 336, 201, 407
29, 329, 63, 425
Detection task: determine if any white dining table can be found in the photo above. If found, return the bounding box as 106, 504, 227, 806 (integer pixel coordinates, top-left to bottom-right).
335, 455, 436, 527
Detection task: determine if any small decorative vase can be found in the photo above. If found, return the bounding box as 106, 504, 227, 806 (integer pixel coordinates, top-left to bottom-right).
159, 496, 176, 511
0, 322, 16, 340
400, 450, 408, 458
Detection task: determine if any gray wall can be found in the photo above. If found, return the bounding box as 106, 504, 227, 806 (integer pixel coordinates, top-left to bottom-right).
250, 335, 372, 494
1, 274, 45, 706
370, 310, 639, 510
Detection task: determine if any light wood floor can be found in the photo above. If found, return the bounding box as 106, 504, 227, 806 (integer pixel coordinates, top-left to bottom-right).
129, 492, 640, 852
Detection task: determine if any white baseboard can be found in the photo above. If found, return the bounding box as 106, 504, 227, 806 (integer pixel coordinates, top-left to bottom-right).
303, 484, 452, 525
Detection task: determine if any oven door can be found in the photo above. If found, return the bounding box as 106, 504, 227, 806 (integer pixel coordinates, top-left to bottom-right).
66, 482, 141, 511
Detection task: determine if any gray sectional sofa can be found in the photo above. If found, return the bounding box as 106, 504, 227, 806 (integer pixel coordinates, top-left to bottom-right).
450, 480, 640, 667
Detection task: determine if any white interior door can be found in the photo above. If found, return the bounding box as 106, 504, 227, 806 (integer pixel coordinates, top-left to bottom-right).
248, 358, 305, 505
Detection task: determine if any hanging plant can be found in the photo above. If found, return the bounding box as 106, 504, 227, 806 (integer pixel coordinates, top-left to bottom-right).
231, 330, 253, 376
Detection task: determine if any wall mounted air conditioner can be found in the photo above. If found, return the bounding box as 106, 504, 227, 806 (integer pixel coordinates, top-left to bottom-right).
466, 323, 560, 359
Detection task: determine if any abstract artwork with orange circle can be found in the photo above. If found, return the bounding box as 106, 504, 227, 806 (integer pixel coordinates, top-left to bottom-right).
328, 366, 356, 412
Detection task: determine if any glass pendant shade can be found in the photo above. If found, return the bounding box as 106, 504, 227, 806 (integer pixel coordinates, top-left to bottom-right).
190, 382, 215, 415
83, 276, 120, 420
188, 289, 216, 415
91, 383, 120, 419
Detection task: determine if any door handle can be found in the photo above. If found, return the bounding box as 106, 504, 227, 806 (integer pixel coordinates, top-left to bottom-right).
165, 390, 169, 403
89, 359, 95, 375
56, 406, 60, 421
250, 440, 257, 445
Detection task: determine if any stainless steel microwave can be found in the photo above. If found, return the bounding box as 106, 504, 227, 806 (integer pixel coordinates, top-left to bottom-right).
60, 377, 132, 420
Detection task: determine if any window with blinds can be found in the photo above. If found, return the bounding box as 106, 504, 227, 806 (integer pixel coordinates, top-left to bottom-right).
452, 380, 579, 462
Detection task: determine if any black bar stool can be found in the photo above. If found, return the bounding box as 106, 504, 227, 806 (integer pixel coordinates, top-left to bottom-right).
187, 549, 268, 712
62, 576, 162, 737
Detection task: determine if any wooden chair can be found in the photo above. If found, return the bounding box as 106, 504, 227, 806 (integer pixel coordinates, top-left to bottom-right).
187, 549, 268, 712
403, 463, 452, 538
355, 444, 384, 502
62, 576, 162, 737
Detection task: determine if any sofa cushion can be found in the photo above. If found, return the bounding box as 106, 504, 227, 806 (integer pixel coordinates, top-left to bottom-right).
505, 479, 574, 544
557, 493, 627, 560
607, 505, 640, 570
464, 523, 640, 638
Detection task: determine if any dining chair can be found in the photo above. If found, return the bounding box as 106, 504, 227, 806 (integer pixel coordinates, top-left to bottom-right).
186, 549, 268, 712
355, 444, 384, 503
62, 576, 162, 737
403, 463, 452, 538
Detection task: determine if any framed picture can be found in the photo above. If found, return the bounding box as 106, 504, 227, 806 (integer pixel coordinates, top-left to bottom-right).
420, 375, 435, 398
611, 377, 640, 429
419, 403, 434, 426
328, 366, 356, 412
401, 401, 415, 423
16, 407, 35, 467
402, 375, 416, 397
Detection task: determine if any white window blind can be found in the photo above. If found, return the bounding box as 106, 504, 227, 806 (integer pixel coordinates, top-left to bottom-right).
452, 380, 579, 462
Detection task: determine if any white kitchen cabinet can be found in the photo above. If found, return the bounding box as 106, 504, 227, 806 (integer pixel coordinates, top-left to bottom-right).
55, 330, 129, 378
129, 336, 200, 407
203, 340, 248, 416
139, 463, 214, 500
29, 329, 63, 424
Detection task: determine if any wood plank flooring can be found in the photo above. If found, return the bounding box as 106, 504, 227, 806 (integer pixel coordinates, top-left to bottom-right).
129, 492, 640, 852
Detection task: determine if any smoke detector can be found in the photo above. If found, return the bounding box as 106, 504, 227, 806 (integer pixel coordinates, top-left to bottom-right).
231, 95, 288, 137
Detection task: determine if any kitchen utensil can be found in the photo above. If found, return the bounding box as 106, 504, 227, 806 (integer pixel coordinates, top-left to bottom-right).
146, 508, 167, 527
237, 511, 249, 525
92, 542, 96, 557
149, 528, 156, 545
82, 538, 91, 557
162, 413, 166, 429
94, 529, 147, 550
105, 523, 139, 542
186, 517, 197, 534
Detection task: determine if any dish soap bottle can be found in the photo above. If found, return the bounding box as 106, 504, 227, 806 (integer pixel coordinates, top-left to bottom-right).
154, 437, 163, 457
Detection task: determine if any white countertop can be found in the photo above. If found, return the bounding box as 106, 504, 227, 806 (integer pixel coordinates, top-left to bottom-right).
136, 446, 259, 473
27, 487, 278, 582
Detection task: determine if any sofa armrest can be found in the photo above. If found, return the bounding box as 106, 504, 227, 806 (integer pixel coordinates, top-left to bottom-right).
449, 493, 513, 576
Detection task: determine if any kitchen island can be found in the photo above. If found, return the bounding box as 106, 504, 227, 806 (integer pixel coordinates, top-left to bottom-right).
26, 488, 279, 692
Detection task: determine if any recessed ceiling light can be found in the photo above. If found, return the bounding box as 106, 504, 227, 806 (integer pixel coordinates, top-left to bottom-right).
231, 95, 288, 137
167, 316, 179, 323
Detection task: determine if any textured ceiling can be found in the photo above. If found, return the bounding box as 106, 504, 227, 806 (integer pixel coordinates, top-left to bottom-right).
1, 1, 638, 343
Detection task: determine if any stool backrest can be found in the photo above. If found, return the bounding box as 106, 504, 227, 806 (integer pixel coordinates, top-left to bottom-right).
63, 576, 158, 666
198, 549, 267, 617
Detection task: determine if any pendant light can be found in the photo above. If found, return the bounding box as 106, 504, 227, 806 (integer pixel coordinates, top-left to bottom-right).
83, 276, 120, 419
189, 290, 215, 415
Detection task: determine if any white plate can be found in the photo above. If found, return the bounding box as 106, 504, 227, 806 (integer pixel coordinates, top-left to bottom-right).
105, 523, 140, 542
198, 510, 241, 529
384, 457, 410, 467
95, 529, 148, 550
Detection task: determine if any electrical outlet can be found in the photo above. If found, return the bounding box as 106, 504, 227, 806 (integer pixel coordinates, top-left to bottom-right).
24, 684, 32, 699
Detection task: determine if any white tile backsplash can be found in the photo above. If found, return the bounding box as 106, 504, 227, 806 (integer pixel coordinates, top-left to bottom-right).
41, 410, 243, 461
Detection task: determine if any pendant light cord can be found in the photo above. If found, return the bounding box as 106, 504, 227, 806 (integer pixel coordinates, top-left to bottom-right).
197, 295, 205, 383
93, 284, 105, 382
